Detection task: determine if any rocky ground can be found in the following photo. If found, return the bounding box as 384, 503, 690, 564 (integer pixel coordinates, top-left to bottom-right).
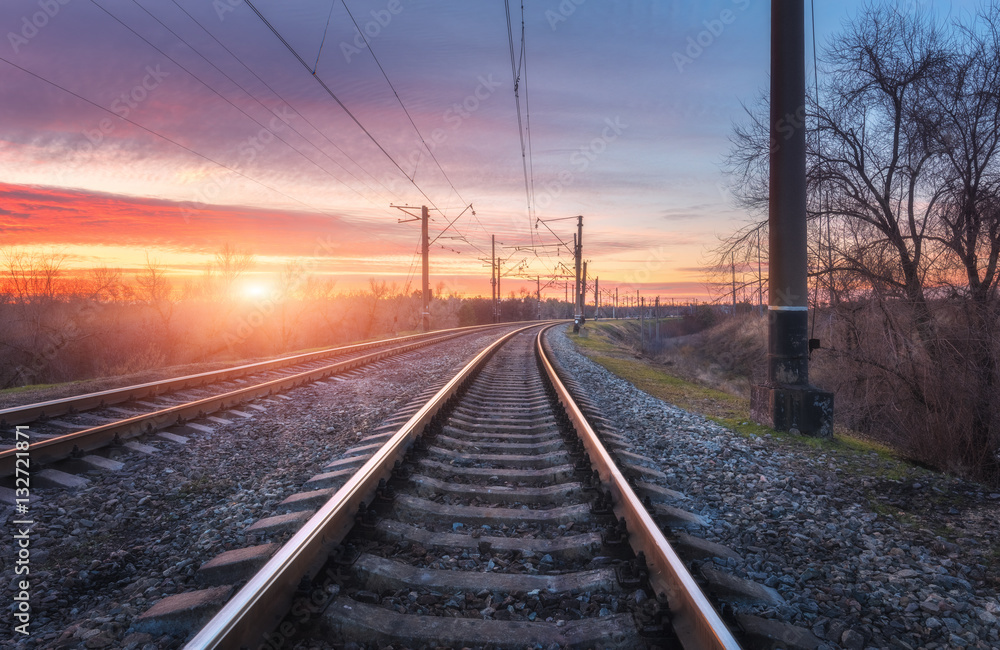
0, 329, 512, 649
547, 325, 1000, 650
5, 323, 999, 649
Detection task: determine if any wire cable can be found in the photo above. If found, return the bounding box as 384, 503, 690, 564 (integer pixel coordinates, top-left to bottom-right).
518, 0, 537, 247
0, 53, 345, 219
504, 0, 535, 245
313, 0, 337, 73
340, 0, 469, 209
91, 0, 385, 210
126, 0, 397, 209
243, 0, 446, 215
163, 0, 396, 200
244, 0, 494, 262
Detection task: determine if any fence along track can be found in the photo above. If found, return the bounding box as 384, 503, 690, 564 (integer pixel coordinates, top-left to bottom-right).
184, 324, 740, 649
0, 323, 513, 477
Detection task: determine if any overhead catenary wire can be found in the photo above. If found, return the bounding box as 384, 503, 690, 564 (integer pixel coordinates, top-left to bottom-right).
120, 0, 399, 210
0, 53, 345, 220
91, 0, 403, 215
162, 0, 397, 201
519, 0, 538, 241
340, 0, 469, 210
313, 0, 337, 73
505, 0, 536, 248
243, 0, 448, 219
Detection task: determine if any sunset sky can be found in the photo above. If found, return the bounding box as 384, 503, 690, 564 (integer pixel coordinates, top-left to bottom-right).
0, 0, 982, 301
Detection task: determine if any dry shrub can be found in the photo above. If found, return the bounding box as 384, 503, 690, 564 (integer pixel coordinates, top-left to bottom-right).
812, 299, 1000, 483
99, 347, 166, 378
651, 302, 999, 484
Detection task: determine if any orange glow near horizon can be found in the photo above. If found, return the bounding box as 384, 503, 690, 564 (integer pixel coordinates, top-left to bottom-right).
0, 182, 716, 301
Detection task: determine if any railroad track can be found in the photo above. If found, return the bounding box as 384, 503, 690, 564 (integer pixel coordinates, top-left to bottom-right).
175, 323, 739, 649
0, 323, 516, 479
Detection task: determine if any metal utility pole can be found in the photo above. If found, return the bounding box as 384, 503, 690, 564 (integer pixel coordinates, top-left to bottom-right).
574, 216, 584, 325
758, 227, 764, 313
491, 235, 497, 323
655, 296, 660, 344
496, 254, 501, 323
422, 205, 429, 331
640, 297, 645, 350
732, 251, 737, 314
394, 204, 432, 332
615, 287, 618, 319
581, 261, 588, 321
536, 276, 541, 320
594, 277, 599, 319
750, 0, 833, 436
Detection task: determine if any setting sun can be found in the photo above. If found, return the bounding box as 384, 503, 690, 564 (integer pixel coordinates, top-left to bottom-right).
239, 281, 273, 301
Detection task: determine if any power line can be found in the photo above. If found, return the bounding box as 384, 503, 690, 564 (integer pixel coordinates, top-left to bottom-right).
338, 0, 488, 258
505, 0, 536, 247
121, 0, 398, 209
91, 0, 392, 213
313, 0, 337, 72
519, 0, 538, 235
341, 0, 469, 210
243, 0, 447, 216
0, 53, 342, 219
163, 0, 399, 202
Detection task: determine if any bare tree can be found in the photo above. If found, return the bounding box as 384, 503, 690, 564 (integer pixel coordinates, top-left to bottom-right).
135, 254, 176, 359
365, 279, 391, 338
214, 242, 255, 301
720, 2, 1000, 481
87, 265, 131, 304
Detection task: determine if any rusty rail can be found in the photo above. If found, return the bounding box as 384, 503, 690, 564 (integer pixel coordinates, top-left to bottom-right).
0, 323, 516, 477
0, 323, 509, 428
536, 324, 741, 649
182, 324, 541, 649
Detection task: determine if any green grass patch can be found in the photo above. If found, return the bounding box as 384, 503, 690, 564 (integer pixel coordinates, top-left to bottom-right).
568, 324, 916, 467
0, 381, 82, 396
570, 326, 746, 422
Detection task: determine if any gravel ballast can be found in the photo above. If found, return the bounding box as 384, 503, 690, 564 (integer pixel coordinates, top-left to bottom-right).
0, 328, 515, 649
545, 324, 1000, 650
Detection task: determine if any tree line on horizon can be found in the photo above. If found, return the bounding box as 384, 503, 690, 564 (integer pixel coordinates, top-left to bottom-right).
0, 245, 577, 391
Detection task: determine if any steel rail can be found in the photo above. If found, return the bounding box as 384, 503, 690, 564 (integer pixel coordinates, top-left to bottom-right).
0, 323, 511, 429
536, 324, 742, 649
183, 323, 543, 649
0, 324, 516, 477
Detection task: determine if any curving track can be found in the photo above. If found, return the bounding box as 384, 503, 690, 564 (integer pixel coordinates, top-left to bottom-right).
181, 324, 739, 649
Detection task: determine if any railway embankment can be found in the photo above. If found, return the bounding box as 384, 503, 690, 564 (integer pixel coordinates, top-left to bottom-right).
559, 322, 1000, 650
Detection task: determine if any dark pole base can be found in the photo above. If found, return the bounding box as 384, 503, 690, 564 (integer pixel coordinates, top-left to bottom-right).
751, 384, 833, 437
